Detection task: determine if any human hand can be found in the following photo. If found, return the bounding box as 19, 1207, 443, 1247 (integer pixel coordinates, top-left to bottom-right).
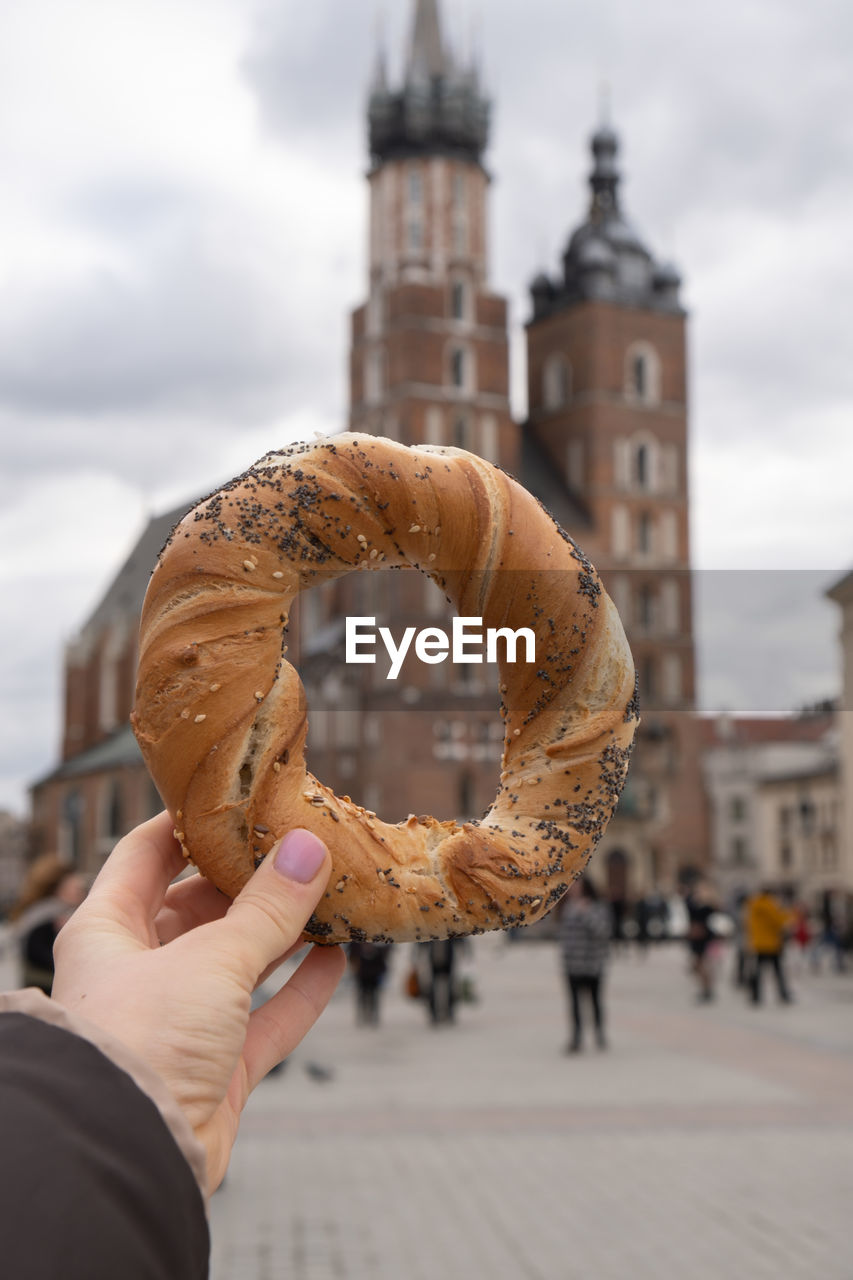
51, 811, 345, 1193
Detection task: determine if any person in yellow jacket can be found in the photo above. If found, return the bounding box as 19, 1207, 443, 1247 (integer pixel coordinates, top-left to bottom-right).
745, 886, 794, 1004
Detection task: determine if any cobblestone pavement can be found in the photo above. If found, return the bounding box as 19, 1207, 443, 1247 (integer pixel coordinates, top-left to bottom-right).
209, 940, 853, 1280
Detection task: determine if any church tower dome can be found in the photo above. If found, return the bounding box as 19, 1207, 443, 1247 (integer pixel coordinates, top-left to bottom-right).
532, 121, 683, 317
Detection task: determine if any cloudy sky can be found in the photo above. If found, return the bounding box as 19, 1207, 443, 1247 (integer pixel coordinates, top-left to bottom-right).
1, 0, 852, 816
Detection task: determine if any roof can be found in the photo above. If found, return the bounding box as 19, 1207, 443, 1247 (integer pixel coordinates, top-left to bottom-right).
368, 0, 489, 165
409, 0, 447, 82
530, 122, 683, 319
826, 569, 853, 604
78, 500, 195, 643
518, 431, 592, 533
697, 711, 836, 750
31, 724, 144, 790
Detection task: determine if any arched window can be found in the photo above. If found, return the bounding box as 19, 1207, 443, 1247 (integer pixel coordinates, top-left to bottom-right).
452, 414, 472, 450
635, 443, 649, 489
543, 354, 571, 411
625, 342, 661, 405
450, 280, 468, 322
637, 511, 654, 554
448, 344, 474, 392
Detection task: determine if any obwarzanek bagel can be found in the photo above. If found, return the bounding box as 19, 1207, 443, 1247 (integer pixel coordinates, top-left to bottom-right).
131, 433, 638, 943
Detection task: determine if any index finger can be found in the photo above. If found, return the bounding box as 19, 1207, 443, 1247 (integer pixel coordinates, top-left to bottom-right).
80, 810, 188, 935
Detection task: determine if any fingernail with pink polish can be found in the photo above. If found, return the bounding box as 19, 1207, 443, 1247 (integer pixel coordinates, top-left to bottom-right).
273, 830, 327, 883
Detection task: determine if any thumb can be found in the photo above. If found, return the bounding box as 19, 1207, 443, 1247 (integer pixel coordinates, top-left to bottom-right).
217, 830, 333, 985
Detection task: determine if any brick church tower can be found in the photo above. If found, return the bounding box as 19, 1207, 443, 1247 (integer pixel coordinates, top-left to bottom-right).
525, 122, 702, 896
296, 0, 513, 827
527, 121, 694, 712
349, 0, 515, 469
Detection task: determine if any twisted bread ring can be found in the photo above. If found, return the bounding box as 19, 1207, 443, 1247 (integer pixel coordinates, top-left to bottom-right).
131, 433, 638, 943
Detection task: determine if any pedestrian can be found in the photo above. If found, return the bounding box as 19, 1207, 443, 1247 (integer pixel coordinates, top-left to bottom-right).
745, 885, 793, 1004
685, 880, 717, 1003
730, 891, 749, 988
9, 853, 87, 994
559, 878, 610, 1053
421, 938, 460, 1025
347, 940, 390, 1026
790, 901, 812, 975
0, 812, 345, 1278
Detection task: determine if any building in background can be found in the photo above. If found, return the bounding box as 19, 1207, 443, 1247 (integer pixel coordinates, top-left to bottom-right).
701, 710, 840, 908
26, 0, 850, 917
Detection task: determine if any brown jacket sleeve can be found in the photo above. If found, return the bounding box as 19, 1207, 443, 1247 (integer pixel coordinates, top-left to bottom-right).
0, 1001, 209, 1279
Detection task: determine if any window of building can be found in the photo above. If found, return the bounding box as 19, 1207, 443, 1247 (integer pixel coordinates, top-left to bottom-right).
449, 345, 473, 391
799, 797, 815, 834
637, 511, 654, 554
633, 353, 647, 398
731, 836, 749, 866
625, 342, 661, 405
730, 795, 747, 823
409, 167, 423, 206
635, 443, 650, 489
452, 415, 471, 449
779, 844, 793, 870
451, 280, 468, 321
543, 354, 571, 410
408, 219, 423, 252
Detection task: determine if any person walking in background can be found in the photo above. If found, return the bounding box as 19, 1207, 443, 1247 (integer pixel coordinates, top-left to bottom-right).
559, 878, 610, 1053
347, 940, 390, 1026
746, 885, 793, 1004
9, 854, 87, 995
730, 891, 750, 988
421, 938, 461, 1025
685, 880, 717, 1003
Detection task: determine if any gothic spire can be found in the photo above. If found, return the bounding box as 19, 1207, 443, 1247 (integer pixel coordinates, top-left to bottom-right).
367, 0, 490, 166
408, 0, 448, 83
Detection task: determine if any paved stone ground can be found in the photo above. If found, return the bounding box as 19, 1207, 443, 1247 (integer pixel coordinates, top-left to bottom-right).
208, 939, 853, 1280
